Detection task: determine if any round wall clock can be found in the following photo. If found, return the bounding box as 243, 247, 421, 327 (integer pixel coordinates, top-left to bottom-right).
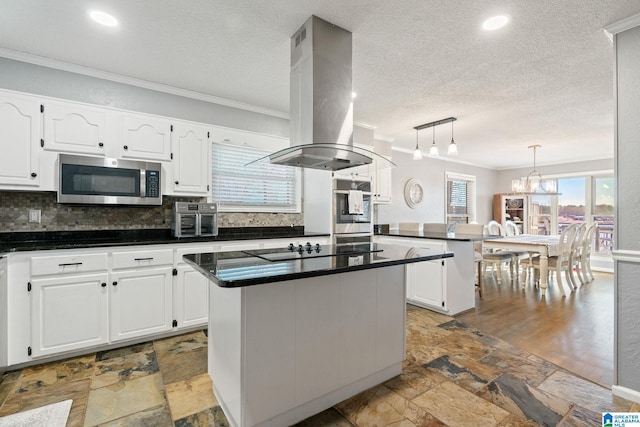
404, 178, 424, 208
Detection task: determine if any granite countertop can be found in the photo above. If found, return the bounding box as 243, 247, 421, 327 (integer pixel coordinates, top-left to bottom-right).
0, 227, 330, 253
183, 242, 454, 288
380, 230, 501, 241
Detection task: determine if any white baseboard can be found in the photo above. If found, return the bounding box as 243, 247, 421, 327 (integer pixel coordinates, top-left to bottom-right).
612, 385, 640, 403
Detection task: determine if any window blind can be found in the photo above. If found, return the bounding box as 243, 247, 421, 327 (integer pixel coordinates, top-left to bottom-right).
211, 142, 299, 212
446, 173, 476, 224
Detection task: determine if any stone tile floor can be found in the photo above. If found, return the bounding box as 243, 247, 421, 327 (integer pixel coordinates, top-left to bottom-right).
0, 305, 637, 426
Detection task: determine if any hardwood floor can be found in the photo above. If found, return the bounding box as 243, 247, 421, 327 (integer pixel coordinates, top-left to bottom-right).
457, 269, 614, 388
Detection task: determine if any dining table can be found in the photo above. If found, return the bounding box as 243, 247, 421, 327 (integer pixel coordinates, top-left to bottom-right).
483, 234, 560, 296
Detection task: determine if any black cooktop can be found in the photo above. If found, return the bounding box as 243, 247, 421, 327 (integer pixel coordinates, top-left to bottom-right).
241, 243, 383, 262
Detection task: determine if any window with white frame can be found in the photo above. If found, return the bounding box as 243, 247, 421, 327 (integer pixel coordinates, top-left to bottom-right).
445, 172, 476, 224
211, 138, 301, 213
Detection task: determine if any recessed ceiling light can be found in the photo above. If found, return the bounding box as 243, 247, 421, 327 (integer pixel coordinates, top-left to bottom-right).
89, 10, 119, 27
482, 15, 510, 31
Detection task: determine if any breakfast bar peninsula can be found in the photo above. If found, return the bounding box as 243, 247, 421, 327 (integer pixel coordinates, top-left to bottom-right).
184, 242, 453, 427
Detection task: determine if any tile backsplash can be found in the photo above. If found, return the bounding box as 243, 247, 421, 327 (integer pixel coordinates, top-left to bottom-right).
0, 191, 303, 232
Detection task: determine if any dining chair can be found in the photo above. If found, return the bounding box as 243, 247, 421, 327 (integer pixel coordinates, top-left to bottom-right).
530, 223, 578, 295
398, 222, 421, 232
423, 223, 447, 233
487, 220, 529, 281
580, 223, 598, 283
504, 220, 519, 236
474, 222, 513, 284
568, 223, 587, 289
486, 220, 503, 236
505, 219, 535, 282
454, 223, 485, 296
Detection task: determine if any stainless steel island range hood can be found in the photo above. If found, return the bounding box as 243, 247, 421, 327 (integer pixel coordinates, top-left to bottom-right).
267, 15, 375, 171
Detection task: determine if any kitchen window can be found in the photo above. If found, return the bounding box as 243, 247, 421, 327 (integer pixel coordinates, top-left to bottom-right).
445, 172, 476, 225
211, 139, 301, 213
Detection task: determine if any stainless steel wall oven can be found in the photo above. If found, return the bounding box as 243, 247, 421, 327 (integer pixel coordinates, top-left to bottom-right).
333, 177, 373, 238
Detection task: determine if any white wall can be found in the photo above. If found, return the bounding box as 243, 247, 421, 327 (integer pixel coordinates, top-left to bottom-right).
376, 150, 499, 225
612, 21, 640, 398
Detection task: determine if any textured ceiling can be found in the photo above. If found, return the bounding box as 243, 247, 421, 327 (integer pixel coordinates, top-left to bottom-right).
1, 0, 638, 169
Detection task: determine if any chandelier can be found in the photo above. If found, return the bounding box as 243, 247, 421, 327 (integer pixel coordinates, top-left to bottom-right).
511, 144, 561, 195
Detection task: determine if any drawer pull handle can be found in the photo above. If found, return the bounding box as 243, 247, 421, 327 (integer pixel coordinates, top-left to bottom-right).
134, 257, 154, 261
112, 281, 118, 286
58, 262, 83, 267
101, 282, 107, 287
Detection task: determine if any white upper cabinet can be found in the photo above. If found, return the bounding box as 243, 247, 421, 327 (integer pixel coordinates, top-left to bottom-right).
42, 100, 108, 155
0, 92, 41, 187
167, 122, 211, 196
372, 157, 392, 204
120, 113, 172, 161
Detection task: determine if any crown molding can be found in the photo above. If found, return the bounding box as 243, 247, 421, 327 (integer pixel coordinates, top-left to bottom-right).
604, 13, 640, 36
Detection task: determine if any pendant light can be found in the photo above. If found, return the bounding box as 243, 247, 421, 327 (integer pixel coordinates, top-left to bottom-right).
429, 126, 439, 157
413, 117, 458, 160
447, 120, 458, 156
412, 128, 423, 160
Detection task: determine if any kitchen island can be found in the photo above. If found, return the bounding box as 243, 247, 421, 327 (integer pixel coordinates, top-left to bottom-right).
375, 230, 496, 315
183, 242, 453, 427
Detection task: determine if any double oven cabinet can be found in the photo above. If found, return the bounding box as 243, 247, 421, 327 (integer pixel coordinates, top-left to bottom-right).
0, 88, 210, 196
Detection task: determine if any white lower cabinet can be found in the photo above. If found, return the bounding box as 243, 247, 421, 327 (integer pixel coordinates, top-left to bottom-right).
110, 247, 174, 342
30, 273, 109, 358
3, 237, 332, 369
375, 235, 477, 315
173, 245, 214, 329
406, 259, 445, 311
109, 267, 173, 342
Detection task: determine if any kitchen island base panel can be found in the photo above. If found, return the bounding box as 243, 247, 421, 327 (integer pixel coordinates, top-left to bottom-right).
208, 266, 406, 427
212, 363, 402, 427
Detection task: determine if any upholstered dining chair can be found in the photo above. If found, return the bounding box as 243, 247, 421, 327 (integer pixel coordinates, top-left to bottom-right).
530, 223, 578, 295
486, 220, 528, 281
398, 222, 421, 232
504, 220, 520, 236
423, 223, 447, 233
568, 223, 587, 289
580, 223, 598, 283
454, 223, 485, 296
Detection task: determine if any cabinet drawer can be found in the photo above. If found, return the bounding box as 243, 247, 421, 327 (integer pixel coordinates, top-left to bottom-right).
112, 249, 173, 269
31, 253, 108, 276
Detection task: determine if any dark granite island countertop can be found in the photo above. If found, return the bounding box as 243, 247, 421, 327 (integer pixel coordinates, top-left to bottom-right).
182, 242, 454, 288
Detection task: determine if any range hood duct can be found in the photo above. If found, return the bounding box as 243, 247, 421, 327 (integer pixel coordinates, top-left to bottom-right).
268, 15, 372, 171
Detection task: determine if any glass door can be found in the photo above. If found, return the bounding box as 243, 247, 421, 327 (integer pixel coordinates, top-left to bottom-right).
528, 195, 555, 235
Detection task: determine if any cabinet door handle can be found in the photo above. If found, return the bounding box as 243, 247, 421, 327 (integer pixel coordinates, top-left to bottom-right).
123, 145, 128, 150
101, 282, 107, 287
58, 262, 82, 267
112, 281, 118, 286
98, 142, 104, 147
175, 181, 179, 185
134, 257, 154, 261
31, 172, 37, 178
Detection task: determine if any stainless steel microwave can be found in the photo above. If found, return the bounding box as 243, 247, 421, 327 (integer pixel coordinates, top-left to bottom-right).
58, 154, 162, 205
